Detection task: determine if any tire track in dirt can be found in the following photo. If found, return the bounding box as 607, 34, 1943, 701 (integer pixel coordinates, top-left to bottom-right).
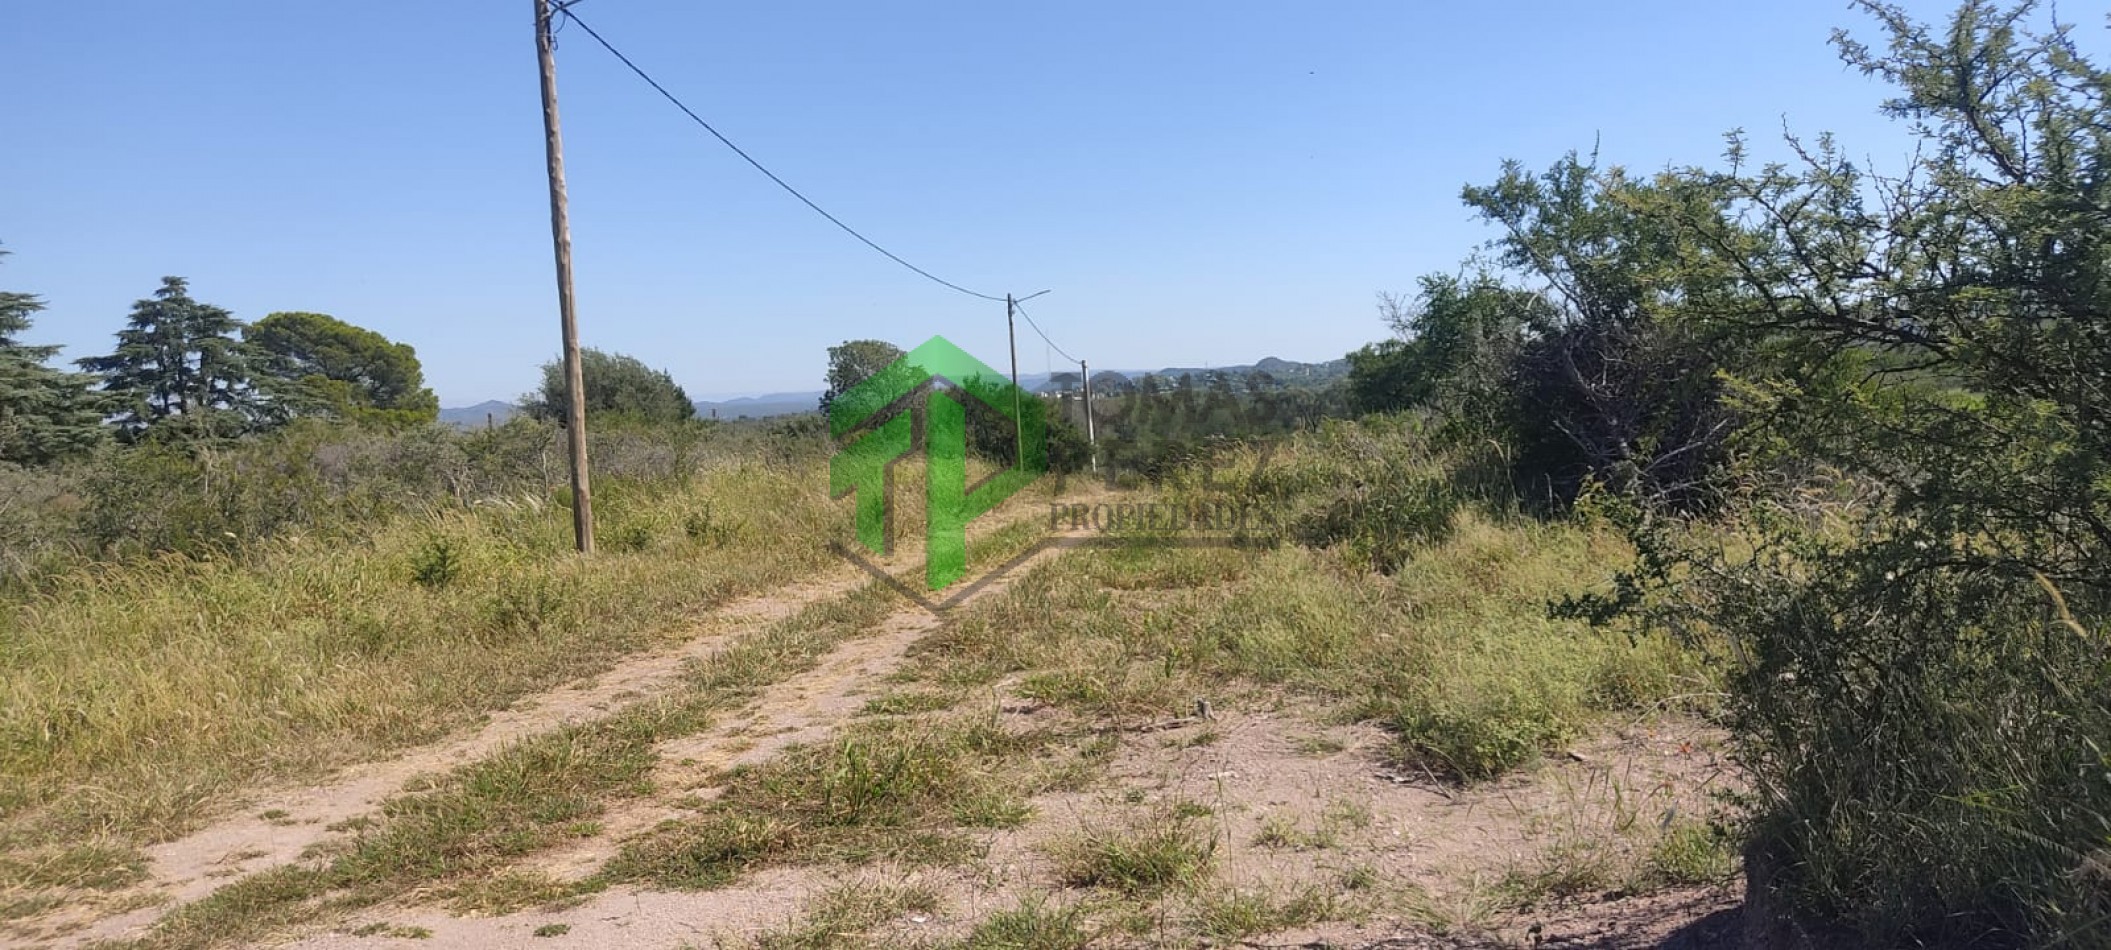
169, 574, 868, 899
275, 682, 1738, 950
273, 530, 1095, 950
22, 492, 1095, 949
17, 572, 869, 950
529, 575, 1009, 884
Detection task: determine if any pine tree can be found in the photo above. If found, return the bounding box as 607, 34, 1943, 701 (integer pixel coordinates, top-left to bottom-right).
79, 277, 263, 440
0, 250, 105, 463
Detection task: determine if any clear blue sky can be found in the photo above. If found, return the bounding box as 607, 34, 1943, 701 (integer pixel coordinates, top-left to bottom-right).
3, 1, 1956, 405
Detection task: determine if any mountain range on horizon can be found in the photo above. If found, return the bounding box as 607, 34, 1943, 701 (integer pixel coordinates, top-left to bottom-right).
438, 355, 1349, 426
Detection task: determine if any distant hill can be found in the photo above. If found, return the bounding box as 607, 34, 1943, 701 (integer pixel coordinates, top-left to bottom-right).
692, 392, 823, 420
443, 357, 1347, 426
1252, 356, 1352, 385
1077, 356, 1350, 393
439, 400, 517, 428
441, 394, 820, 426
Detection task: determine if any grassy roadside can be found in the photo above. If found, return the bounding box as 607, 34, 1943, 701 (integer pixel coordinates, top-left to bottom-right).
709, 425, 1725, 946
111, 512, 1057, 950
584, 427, 1726, 948
0, 459, 847, 882
27, 416, 1727, 948
614, 521, 1718, 949
919, 510, 1707, 781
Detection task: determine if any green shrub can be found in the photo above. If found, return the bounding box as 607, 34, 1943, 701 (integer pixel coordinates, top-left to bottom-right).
0, 463, 90, 585
1381, 688, 1573, 782
1296, 471, 1458, 574
9, 417, 826, 582
1214, 418, 1461, 572
478, 574, 578, 642
408, 537, 464, 587
80, 444, 251, 557
1713, 541, 2111, 945
607, 521, 655, 553
1645, 820, 1734, 887
926, 419, 1695, 785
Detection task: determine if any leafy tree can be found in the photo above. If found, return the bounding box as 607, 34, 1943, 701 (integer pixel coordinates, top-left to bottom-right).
1575, 2, 2111, 942
951, 378, 1091, 475
1338, 2, 2111, 939
819, 340, 906, 415
1084, 371, 1348, 481
1346, 276, 1535, 419
523, 348, 695, 425
1350, 160, 1739, 510
78, 276, 264, 440
0, 249, 104, 463
246, 311, 438, 427
1460, 158, 1740, 510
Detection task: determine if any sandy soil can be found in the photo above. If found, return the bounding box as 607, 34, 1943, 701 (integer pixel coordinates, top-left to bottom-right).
269, 702, 1742, 950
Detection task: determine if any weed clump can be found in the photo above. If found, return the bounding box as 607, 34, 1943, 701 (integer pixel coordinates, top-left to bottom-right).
958, 897, 1092, 950
608, 716, 1054, 890
1047, 807, 1215, 895
1192, 885, 1337, 942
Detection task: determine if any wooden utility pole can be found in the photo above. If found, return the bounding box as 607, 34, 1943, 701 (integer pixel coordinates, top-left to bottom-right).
536, 0, 595, 553
1079, 359, 1096, 473
1005, 294, 1022, 462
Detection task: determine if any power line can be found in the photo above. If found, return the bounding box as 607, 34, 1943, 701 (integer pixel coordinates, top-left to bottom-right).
1010, 297, 1080, 364
554, 6, 1006, 303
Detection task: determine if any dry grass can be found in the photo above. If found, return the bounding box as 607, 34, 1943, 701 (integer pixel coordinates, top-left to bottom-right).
112, 504, 1061, 949
1190, 883, 1340, 942
1479, 747, 1738, 912
0, 458, 848, 871
7, 415, 1732, 949
750, 880, 943, 950
912, 508, 1708, 782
